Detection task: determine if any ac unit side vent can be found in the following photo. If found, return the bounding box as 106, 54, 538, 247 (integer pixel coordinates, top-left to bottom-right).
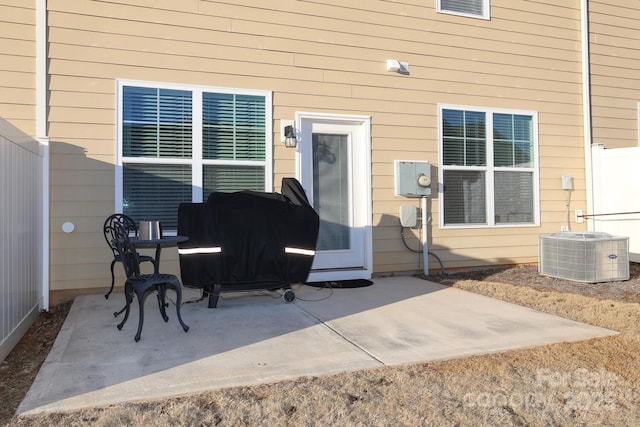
539, 232, 629, 283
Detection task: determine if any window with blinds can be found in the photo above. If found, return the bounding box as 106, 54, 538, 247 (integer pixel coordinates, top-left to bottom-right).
119, 82, 270, 230
438, 0, 489, 20
439, 105, 538, 227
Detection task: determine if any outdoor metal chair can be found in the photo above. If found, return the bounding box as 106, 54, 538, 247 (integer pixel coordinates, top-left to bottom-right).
103, 213, 157, 299
111, 222, 189, 342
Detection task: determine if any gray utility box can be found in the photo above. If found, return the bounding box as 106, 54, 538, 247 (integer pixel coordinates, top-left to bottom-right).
394, 160, 431, 197
539, 231, 629, 283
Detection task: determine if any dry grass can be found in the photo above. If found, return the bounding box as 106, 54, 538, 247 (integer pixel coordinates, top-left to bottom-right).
8, 279, 640, 426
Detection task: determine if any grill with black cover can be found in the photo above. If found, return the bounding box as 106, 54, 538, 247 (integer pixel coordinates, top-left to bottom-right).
178, 178, 319, 308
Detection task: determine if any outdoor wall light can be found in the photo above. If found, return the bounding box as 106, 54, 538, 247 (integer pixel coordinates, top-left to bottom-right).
283, 124, 297, 148
386, 59, 410, 74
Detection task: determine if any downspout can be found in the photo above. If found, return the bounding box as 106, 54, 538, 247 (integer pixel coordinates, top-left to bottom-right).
580, 0, 595, 231
36, 0, 50, 311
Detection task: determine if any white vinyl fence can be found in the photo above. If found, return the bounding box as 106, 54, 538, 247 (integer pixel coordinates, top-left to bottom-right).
591, 143, 640, 262
0, 119, 42, 361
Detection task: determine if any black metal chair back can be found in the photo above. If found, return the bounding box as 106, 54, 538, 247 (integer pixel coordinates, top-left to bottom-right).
104, 213, 136, 258
103, 213, 156, 299
112, 221, 141, 279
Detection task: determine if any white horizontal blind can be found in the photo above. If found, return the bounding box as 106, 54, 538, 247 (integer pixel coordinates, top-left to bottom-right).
442, 109, 488, 224
493, 114, 534, 168
123, 87, 193, 158
494, 171, 534, 223
122, 164, 192, 229
203, 166, 264, 195
442, 109, 486, 167
493, 113, 535, 224
443, 169, 487, 224
439, 0, 488, 19
202, 92, 266, 196
203, 93, 265, 161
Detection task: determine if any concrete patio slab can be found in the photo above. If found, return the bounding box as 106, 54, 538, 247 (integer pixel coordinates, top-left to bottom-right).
17, 276, 617, 416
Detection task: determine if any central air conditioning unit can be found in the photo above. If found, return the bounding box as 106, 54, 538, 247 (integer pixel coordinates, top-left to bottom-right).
539, 232, 629, 283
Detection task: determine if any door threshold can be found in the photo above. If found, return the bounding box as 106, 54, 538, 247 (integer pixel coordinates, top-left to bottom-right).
307, 268, 371, 282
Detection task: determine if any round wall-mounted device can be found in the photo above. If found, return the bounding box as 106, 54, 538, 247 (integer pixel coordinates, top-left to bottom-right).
417, 174, 431, 188
62, 222, 75, 233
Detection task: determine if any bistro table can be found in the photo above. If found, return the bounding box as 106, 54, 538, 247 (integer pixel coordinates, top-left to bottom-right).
130, 235, 189, 274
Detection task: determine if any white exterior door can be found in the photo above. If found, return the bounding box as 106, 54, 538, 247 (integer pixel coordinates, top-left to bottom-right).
297, 113, 372, 281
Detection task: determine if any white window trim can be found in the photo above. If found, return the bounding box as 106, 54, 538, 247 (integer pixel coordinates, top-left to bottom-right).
115, 79, 273, 220
437, 104, 540, 229
437, 0, 491, 20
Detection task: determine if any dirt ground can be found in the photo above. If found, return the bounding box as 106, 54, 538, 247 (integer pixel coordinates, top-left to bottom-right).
2, 265, 640, 426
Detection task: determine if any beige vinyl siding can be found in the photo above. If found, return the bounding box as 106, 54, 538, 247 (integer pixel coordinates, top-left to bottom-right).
46, 0, 587, 293
589, 0, 640, 149
0, 1, 36, 135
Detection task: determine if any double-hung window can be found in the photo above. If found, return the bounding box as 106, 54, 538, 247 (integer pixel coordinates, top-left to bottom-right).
439, 105, 538, 227
117, 80, 272, 231
437, 0, 490, 20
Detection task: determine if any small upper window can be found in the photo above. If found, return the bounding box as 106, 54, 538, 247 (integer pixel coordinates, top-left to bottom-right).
438, 0, 490, 20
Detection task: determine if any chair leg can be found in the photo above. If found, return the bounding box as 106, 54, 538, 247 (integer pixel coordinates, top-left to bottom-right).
134, 288, 148, 342
156, 286, 169, 322
116, 283, 133, 330
105, 260, 117, 299
114, 302, 128, 318
170, 283, 190, 333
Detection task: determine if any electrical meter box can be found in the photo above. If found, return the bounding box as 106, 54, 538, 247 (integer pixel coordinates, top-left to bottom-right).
395, 160, 432, 197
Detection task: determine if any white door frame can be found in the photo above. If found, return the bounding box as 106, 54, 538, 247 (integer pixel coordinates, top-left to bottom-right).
295, 112, 372, 282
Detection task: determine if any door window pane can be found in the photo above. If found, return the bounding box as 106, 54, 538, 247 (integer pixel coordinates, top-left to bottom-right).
313, 133, 350, 251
